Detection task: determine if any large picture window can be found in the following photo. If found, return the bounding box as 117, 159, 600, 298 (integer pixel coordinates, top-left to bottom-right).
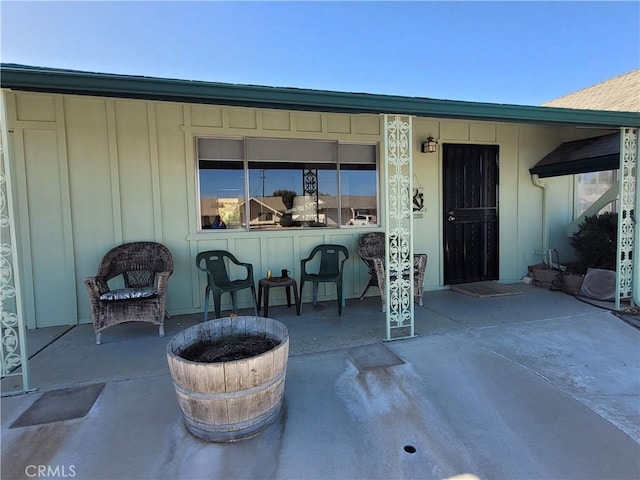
197, 137, 378, 230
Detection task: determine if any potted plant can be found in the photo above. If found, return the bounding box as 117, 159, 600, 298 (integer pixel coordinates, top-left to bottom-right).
166, 315, 289, 442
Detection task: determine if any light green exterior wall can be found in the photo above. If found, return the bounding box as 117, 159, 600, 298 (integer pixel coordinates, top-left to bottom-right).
1, 89, 612, 329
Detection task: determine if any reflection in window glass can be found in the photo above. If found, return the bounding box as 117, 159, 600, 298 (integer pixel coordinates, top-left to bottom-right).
248, 164, 337, 229
340, 166, 377, 226
574, 170, 618, 218
197, 137, 378, 231
199, 161, 245, 229
340, 143, 378, 226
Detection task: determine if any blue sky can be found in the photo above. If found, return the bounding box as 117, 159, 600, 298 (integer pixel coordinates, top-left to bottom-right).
1, 1, 638, 106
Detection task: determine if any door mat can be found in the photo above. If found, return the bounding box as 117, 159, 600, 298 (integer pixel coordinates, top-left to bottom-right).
450, 281, 523, 298
347, 342, 405, 372
10, 383, 105, 428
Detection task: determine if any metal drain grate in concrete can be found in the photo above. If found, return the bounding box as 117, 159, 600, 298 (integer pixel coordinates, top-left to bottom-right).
347, 342, 405, 371
10, 383, 105, 428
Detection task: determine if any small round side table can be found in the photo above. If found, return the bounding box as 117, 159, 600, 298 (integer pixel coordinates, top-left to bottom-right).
257, 277, 301, 317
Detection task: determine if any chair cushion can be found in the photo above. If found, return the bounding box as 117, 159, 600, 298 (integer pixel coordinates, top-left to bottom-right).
100, 286, 157, 301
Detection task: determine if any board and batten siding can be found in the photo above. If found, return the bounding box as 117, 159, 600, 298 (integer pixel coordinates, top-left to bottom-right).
4, 91, 385, 328
2, 89, 594, 329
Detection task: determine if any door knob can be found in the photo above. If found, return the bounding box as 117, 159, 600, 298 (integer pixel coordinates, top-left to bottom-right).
448, 215, 456, 222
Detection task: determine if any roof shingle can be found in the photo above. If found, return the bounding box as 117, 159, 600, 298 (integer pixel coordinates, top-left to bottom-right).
543, 69, 640, 113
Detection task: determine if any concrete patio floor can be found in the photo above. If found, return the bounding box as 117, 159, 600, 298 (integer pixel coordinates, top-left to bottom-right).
2, 284, 639, 479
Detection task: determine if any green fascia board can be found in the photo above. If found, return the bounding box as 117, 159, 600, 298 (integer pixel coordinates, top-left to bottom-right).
2, 63, 639, 128
529, 154, 620, 178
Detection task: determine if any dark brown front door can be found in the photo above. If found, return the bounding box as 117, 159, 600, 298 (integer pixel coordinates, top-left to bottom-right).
443, 144, 499, 284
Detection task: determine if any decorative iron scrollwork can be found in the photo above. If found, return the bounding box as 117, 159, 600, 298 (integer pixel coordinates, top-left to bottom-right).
618, 128, 638, 305
0, 143, 29, 393
383, 116, 415, 340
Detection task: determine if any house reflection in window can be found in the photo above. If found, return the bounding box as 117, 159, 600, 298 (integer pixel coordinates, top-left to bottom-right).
197, 137, 378, 231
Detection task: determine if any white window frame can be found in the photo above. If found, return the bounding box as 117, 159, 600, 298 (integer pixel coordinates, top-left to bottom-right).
196, 136, 380, 231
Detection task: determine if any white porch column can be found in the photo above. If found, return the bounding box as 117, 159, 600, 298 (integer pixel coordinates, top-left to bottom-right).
383, 115, 415, 340
0, 94, 29, 395
619, 127, 639, 308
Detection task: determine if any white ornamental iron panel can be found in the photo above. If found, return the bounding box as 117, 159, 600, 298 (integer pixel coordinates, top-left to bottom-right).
383, 115, 415, 340
617, 127, 638, 309
0, 141, 30, 395
303, 169, 320, 223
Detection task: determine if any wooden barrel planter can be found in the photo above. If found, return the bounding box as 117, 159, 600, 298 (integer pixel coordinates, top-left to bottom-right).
166, 316, 289, 442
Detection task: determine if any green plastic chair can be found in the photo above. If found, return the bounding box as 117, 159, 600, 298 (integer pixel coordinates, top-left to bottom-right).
299, 244, 349, 316
196, 250, 258, 320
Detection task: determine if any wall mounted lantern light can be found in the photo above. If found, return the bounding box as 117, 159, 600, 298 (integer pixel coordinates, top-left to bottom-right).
421, 136, 438, 153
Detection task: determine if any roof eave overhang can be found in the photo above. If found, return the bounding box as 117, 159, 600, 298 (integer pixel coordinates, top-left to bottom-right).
2, 64, 640, 128
529, 154, 620, 178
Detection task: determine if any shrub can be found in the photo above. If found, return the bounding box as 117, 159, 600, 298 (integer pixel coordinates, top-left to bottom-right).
570, 212, 617, 274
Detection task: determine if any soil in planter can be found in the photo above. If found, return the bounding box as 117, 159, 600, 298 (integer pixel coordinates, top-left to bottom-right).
179, 333, 280, 363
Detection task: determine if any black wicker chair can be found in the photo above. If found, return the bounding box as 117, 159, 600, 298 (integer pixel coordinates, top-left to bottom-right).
357, 232, 427, 312
85, 241, 173, 344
